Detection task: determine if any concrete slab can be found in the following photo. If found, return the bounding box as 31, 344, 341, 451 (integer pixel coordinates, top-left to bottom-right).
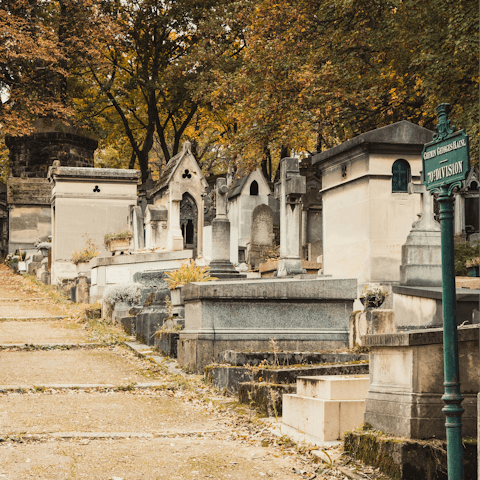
0, 393, 217, 435
0, 321, 87, 344
0, 302, 68, 318
0, 349, 155, 385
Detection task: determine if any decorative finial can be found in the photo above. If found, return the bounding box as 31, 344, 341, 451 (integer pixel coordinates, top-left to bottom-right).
183, 140, 192, 152
433, 103, 455, 141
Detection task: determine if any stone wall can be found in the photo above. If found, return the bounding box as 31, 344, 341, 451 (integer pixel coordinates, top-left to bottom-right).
6, 132, 96, 178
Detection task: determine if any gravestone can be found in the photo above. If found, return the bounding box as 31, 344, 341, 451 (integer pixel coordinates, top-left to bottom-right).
247, 204, 274, 269
399, 182, 442, 286
129, 206, 145, 251
208, 178, 243, 278
274, 157, 306, 276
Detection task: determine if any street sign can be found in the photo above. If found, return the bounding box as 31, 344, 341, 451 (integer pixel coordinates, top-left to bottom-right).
422, 129, 470, 191
423, 103, 467, 480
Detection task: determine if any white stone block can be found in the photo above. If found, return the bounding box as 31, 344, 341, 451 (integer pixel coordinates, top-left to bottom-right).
297, 375, 369, 400
282, 394, 366, 441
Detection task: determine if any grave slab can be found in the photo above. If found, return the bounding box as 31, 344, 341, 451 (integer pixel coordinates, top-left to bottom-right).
178, 277, 357, 373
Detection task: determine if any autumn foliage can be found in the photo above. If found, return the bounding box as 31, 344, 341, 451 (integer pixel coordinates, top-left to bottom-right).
1, 0, 478, 182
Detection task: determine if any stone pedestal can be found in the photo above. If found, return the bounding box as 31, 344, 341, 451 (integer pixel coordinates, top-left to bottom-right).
363, 325, 479, 439
399, 182, 442, 287
208, 217, 242, 279
209, 178, 244, 279
282, 375, 369, 443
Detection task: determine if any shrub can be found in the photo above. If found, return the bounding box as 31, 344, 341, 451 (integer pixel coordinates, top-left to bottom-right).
454, 241, 479, 276
165, 260, 216, 290
104, 230, 133, 248
102, 283, 142, 308
71, 236, 99, 265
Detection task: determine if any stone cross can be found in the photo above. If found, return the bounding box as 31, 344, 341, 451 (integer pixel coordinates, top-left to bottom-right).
408, 182, 439, 232
274, 157, 306, 276
215, 178, 229, 218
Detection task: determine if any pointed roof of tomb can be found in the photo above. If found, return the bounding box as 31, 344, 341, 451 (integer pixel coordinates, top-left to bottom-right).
227, 169, 271, 200
150, 141, 208, 196
312, 120, 434, 165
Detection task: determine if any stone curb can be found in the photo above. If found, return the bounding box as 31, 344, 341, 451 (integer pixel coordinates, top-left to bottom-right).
0, 316, 73, 322
123, 341, 186, 376
0, 430, 223, 442
0, 298, 46, 302
0, 342, 116, 350
0, 383, 167, 393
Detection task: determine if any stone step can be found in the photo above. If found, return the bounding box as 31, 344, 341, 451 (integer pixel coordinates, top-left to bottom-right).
282, 394, 366, 442
0, 383, 166, 392
0, 316, 72, 321
0, 343, 107, 350
297, 375, 369, 400
0, 298, 46, 302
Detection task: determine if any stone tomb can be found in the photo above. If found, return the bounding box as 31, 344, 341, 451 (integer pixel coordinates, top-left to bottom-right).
48, 166, 140, 283
89, 250, 192, 303
177, 277, 356, 373
274, 157, 306, 276
363, 325, 479, 439
6, 119, 97, 254
144, 205, 168, 250
312, 121, 433, 294
226, 169, 274, 265
149, 141, 208, 258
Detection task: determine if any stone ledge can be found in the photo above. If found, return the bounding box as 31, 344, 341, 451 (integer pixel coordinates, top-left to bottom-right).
48, 166, 140, 181
392, 284, 480, 301
91, 250, 193, 267
362, 324, 479, 347
344, 428, 477, 480
183, 277, 357, 301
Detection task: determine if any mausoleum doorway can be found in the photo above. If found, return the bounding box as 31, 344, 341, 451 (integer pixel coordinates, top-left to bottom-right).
180, 193, 197, 254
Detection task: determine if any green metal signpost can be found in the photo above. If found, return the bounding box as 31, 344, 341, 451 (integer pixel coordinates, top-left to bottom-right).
422, 103, 470, 479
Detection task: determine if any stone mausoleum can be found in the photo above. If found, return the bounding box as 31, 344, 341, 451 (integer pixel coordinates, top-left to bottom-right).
313, 120, 433, 293
5, 119, 97, 254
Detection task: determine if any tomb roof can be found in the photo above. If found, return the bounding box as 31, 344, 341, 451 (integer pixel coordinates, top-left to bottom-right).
47, 166, 140, 182
312, 121, 434, 165
227, 175, 248, 199
150, 141, 207, 196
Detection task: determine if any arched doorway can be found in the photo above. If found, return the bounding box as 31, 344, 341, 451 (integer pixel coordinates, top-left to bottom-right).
180, 193, 197, 254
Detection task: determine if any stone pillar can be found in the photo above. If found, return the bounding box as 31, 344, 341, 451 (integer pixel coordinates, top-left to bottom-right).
166, 181, 184, 251
208, 178, 244, 278
275, 157, 306, 276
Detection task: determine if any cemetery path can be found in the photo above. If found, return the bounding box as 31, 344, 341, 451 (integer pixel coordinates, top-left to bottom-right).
0, 265, 315, 480
0, 264, 386, 480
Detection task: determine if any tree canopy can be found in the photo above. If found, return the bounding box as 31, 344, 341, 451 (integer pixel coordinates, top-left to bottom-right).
0, 0, 478, 183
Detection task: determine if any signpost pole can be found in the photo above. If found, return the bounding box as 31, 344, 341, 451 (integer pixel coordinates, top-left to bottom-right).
437, 183, 464, 480
422, 104, 469, 479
